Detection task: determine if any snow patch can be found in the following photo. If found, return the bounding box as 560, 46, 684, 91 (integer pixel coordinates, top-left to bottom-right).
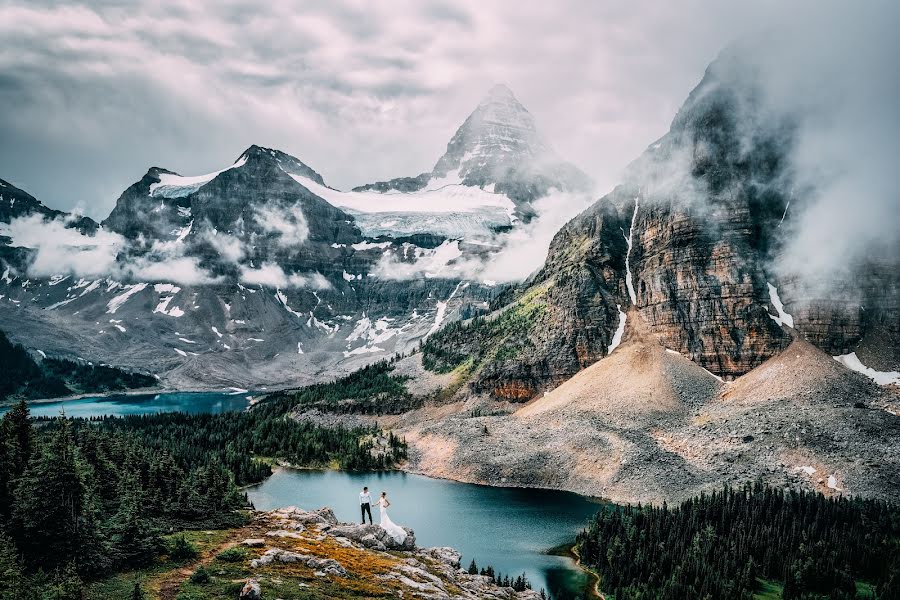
623, 197, 639, 305
149, 155, 248, 198
833, 352, 900, 386
426, 281, 464, 337
174, 348, 188, 357
107, 283, 148, 314
283, 171, 514, 238
607, 305, 626, 354
351, 240, 392, 251
766, 282, 794, 328
275, 289, 303, 318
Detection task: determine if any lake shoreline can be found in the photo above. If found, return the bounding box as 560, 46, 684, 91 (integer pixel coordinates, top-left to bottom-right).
400, 464, 611, 505
248, 466, 603, 599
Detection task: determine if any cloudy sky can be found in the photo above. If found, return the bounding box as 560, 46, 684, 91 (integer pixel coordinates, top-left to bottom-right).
0, 0, 882, 219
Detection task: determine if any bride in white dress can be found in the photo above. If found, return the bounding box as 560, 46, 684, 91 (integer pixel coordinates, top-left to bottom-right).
377, 491, 407, 545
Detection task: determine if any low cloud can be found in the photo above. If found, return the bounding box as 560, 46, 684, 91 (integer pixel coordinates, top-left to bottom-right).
254, 203, 309, 247
0, 214, 123, 278
239, 262, 330, 289
477, 191, 597, 282
201, 228, 245, 262
370, 190, 597, 283
124, 255, 221, 285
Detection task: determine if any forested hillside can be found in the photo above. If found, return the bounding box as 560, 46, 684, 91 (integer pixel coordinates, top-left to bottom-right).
0, 329, 156, 403
576, 485, 900, 599
0, 399, 407, 597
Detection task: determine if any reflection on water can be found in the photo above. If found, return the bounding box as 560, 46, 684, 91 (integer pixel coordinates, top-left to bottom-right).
247, 468, 602, 598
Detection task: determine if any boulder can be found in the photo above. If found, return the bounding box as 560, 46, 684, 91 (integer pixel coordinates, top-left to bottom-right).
329, 523, 416, 550
423, 546, 461, 569
273, 506, 338, 526
239, 578, 261, 600
242, 538, 266, 547
249, 548, 347, 576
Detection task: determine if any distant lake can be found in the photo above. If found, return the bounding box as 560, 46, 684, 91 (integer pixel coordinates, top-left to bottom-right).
247, 469, 601, 599
3, 390, 254, 418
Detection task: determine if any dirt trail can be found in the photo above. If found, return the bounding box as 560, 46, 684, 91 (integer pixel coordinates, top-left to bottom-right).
157, 526, 252, 600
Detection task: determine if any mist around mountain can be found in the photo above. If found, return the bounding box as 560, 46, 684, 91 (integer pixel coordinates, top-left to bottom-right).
0, 85, 597, 390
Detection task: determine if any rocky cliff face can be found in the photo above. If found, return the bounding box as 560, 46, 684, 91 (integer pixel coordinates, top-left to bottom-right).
423, 50, 899, 399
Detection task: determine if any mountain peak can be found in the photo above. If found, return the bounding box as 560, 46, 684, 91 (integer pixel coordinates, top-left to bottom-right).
432, 83, 546, 178
482, 83, 517, 104
355, 84, 591, 205
237, 145, 327, 186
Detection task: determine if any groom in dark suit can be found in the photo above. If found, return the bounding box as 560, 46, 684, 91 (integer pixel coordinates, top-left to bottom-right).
359, 486, 373, 524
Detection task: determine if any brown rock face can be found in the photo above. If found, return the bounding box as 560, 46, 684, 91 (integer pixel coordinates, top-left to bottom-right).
629, 191, 790, 378
425, 48, 898, 399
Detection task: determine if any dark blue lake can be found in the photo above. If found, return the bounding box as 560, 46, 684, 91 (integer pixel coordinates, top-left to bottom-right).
4, 390, 253, 418
246, 468, 601, 599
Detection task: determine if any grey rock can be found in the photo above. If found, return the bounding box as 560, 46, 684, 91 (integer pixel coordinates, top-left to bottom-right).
239, 579, 261, 600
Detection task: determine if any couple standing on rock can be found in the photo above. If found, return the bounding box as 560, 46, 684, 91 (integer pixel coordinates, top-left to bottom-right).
359, 485, 407, 544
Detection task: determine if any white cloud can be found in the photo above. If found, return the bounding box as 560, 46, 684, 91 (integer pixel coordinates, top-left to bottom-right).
239, 262, 330, 289
254, 203, 309, 247
372, 240, 464, 280
124, 255, 221, 285
370, 190, 596, 282
0, 214, 123, 277
478, 191, 596, 282
201, 228, 245, 262
0, 0, 790, 219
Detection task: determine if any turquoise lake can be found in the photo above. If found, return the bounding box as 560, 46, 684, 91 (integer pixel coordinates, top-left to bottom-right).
5, 390, 253, 418
247, 468, 601, 599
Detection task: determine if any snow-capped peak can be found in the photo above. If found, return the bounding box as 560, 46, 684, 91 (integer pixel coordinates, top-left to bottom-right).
432, 83, 548, 178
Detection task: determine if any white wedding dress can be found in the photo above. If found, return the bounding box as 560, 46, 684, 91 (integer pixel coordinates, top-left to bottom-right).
378, 498, 407, 545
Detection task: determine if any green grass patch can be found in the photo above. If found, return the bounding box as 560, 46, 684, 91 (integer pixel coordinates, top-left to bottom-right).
753, 578, 783, 600
422, 283, 550, 374
856, 581, 876, 598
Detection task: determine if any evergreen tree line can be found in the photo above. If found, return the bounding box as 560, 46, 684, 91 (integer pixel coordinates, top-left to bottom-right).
466, 559, 534, 592
63, 402, 408, 484
0, 398, 408, 597
0, 329, 155, 403
265, 359, 422, 415
0, 400, 240, 597
575, 484, 900, 600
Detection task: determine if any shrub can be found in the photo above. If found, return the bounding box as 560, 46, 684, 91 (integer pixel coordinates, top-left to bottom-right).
167, 535, 198, 561
216, 546, 248, 563
189, 565, 210, 584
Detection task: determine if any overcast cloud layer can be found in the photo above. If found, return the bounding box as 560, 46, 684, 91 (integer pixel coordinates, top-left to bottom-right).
0, 0, 823, 219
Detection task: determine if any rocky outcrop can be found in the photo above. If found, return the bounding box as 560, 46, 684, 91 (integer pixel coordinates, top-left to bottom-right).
238, 507, 541, 599
329, 523, 416, 551
239, 579, 261, 600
